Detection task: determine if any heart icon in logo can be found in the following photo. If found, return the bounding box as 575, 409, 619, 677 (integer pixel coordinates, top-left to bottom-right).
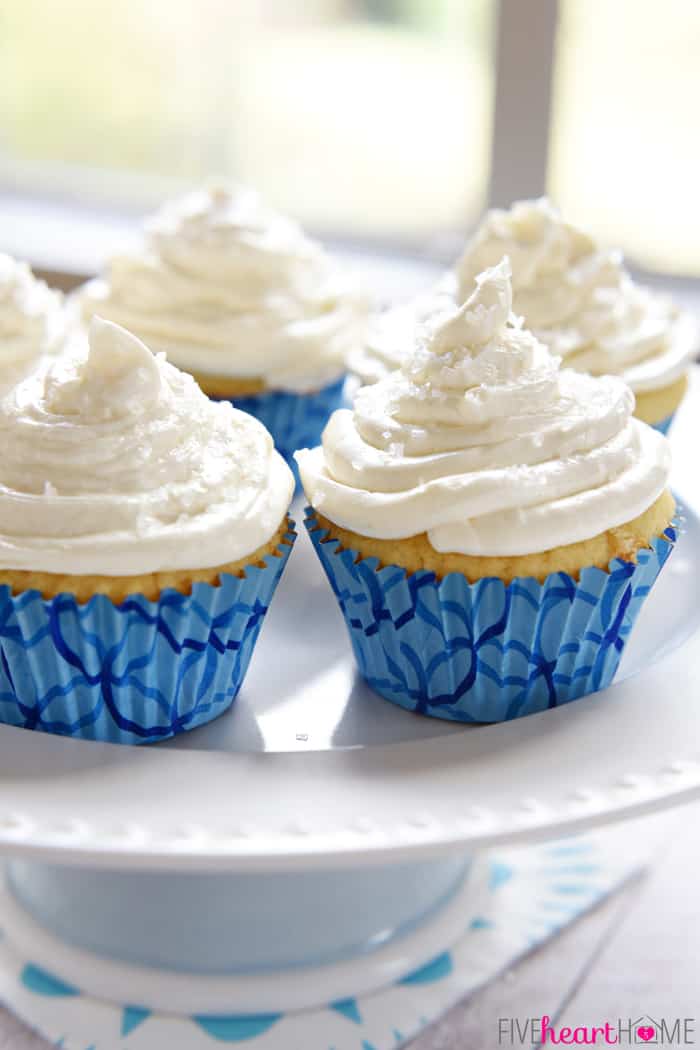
637, 1026, 655, 1043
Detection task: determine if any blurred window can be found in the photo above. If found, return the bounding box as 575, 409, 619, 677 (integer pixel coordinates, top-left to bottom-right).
549, 0, 700, 275
0, 0, 495, 245
1, 0, 699, 278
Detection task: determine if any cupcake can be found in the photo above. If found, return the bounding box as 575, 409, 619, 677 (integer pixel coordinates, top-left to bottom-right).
353, 200, 697, 435
0, 317, 295, 743
0, 254, 66, 379
455, 199, 698, 433
79, 183, 368, 481
297, 259, 675, 723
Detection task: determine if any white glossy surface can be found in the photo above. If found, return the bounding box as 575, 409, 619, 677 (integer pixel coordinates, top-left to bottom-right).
0, 374, 697, 871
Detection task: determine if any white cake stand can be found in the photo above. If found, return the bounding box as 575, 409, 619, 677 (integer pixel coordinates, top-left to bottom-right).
0, 374, 698, 1018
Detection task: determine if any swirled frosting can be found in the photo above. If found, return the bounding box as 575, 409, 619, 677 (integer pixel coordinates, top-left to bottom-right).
456, 198, 697, 393
0, 317, 294, 575
80, 183, 368, 393
297, 259, 670, 556
0, 254, 65, 371
349, 286, 454, 386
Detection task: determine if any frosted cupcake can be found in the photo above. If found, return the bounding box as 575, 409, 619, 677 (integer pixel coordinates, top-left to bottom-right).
455, 199, 697, 433
0, 317, 295, 743
354, 200, 697, 435
79, 183, 368, 479
0, 254, 66, 379
298, 259, 675, 723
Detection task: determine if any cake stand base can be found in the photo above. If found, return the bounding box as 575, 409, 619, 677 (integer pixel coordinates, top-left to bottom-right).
2, 853, 473, 1014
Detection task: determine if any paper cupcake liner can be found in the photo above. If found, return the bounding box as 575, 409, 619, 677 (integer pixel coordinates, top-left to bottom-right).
219, 378, 346, 486
305, 509, 676, 723
0, 524, 295, 745
652, 412, 675, 436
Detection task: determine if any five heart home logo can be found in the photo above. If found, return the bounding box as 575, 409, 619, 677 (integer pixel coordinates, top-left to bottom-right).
498, 1013, 696, 1044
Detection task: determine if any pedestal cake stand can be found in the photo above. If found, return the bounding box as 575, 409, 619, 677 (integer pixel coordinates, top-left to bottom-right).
0, 375, 698, 1018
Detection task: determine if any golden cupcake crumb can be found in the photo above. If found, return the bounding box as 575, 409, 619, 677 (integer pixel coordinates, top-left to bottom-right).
191, 370, 336, 399
0, 519, 294, 603
312, 491, 675, 584
634, 373, 687, 425
190, 370, 267, 398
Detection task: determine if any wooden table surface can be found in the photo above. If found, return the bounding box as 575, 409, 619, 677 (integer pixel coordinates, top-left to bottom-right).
0, 802, 697, 1050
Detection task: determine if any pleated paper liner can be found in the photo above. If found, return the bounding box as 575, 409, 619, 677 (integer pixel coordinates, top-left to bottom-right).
305, 509, 676, 722
0, 522, 296, 744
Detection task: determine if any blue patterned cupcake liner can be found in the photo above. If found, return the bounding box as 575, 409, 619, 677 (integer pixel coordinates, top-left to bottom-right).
214, 378, 346, 487
0, 522, 295, 745
305, 509, 676, 723
651, 412, 675, 436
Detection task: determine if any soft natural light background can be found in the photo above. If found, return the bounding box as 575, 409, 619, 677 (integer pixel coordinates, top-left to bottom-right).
0, 0, 495, 243
1, 0, 699, 276
549, 0, 700, 275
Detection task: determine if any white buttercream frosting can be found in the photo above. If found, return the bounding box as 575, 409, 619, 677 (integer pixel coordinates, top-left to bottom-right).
79, 183, 368, 393
0, 254, 65, 370
0, 317, 294, 575
297, 259, 670, 557
456, 198, 697, 394
349, 286, 454, 386
353, 200, 697, 394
